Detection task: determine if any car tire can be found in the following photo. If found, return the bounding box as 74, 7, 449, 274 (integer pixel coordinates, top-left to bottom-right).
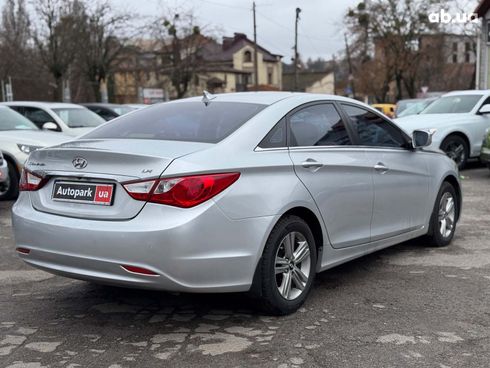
425, 182, 458, 247
0, 161, 19, 201
255, 215, 317, 315
440, 135, 468, 170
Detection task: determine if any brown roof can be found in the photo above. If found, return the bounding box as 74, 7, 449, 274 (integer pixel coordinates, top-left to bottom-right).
475, 0, 490, 17
201, 33, 282, 63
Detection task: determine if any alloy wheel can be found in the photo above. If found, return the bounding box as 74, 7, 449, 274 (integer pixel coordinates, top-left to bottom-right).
438, 192, 456, 238
274, 231, 311, 300
444, 141, 465, 166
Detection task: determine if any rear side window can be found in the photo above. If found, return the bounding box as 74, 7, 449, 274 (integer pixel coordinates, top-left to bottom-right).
258, 118, 287, 148
84, 101, 266, 143
289, 103, 351, 147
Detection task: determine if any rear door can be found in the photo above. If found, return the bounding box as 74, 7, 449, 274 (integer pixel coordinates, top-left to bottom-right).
340, 103, 430, 240
287, 102, 374, 248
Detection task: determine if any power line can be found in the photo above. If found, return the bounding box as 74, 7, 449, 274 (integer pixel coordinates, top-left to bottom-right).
256, 10, 293, 32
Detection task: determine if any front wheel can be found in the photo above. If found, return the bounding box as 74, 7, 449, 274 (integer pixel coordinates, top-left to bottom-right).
425, 182, 459, 247
255, 215, 317, 315
440, 135, 468, 170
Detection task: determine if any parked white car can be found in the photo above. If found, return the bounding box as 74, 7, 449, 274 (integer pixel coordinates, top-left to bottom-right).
395, 90, 490, 169
0, 106, 70, 199
0, 151, 8, 197
1, 102, 105, 137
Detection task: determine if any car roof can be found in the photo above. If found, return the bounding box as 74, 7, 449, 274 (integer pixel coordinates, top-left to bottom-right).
443, 90, 490, 97
1, 101, 86, 109
81, 103, 121, 108
177, 91, 361, 106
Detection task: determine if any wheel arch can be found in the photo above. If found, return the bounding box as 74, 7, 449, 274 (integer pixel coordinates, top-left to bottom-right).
442, 174, 462, 222
440, 131, 470, 152
281, 206, 324, 260
1, 152, 20, 177
249, 205, 326, 296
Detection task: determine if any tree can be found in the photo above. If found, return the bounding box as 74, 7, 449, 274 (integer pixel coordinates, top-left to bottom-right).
0, 0, 30, 86
32, 0, 86, 101
346, 0, 444, 100
79, 1, 133, 102
153, 12, 205, 99
0, 0, 30, 61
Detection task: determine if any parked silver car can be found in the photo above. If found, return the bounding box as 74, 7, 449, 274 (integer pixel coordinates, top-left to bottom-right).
0, 106, 70, 200
12, 92, 461, 314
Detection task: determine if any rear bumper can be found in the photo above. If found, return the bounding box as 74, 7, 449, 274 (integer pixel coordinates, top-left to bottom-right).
12, 193, 275, 292
0, 159, 8, 183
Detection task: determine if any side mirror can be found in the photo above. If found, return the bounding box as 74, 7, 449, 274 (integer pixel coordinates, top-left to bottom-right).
479, 104, 490, 114
412, 129, 435, 148
42, 122, 58, 131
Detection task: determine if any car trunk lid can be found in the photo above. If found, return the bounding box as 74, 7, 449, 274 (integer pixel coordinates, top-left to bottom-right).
26, 139, 212, 220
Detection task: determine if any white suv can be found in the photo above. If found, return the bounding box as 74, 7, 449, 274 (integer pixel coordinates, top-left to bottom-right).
0, 151, 8, 197
1, 102, 105, 137
0, 106, 70, 200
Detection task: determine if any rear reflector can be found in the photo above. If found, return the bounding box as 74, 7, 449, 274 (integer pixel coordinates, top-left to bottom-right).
16, 247, 31, 255
120, 265, 159, 276
123, 172, 240, 208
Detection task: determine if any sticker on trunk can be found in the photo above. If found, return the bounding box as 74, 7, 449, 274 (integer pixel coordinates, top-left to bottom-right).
52, 181, 114, 206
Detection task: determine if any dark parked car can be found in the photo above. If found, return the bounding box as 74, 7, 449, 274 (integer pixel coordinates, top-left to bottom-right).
81, 103, 136, 121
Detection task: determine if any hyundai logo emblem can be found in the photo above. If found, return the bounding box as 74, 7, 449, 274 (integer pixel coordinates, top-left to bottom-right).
72, 157, 88, 169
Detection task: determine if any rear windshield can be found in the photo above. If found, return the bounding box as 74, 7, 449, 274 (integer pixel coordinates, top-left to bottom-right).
84, 101, 267, 143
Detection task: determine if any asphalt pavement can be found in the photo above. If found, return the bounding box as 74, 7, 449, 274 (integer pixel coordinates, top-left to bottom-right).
1, 166, 489, 368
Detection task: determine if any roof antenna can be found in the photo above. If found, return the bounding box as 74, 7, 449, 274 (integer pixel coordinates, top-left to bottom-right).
202, 90, 216, 106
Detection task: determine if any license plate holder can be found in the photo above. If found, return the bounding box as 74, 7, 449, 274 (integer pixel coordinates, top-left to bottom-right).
52, 181, 115, 206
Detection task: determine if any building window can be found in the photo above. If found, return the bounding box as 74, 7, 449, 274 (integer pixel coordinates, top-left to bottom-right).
244, 50, 252, 62
465, 52, 471, 63
268, 71, 273, 85
452, 54, 458, 64
452, 42, 458, 52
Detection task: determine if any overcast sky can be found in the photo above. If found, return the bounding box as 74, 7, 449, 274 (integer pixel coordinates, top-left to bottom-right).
0, 0, 360, 61
126, 0, 360, 62
0, 0, 482, 61
110, 0, 361, 61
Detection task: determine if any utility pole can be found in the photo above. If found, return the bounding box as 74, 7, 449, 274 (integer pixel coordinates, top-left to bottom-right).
6, 76, 13, 102
294, 7, 301, 91
253, 2, 259, 91
344, 33, 355, 98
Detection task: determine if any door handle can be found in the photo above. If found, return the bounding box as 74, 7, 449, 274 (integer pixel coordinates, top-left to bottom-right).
301, 158, 323, 169
374, 162, 389, 173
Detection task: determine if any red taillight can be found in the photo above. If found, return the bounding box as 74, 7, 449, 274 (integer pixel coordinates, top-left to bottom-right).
19, 169, 47, 191
121, 265, 159, 276
123, 172, 240, 208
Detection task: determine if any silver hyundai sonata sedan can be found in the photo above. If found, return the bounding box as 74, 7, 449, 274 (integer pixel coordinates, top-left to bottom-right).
12, 92, 461, 315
